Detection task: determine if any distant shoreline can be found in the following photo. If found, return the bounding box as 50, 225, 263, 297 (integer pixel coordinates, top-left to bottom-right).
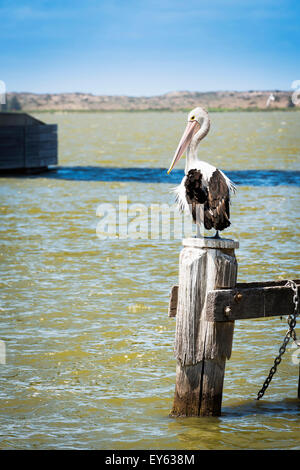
2, 90, 298, 112
6, 107, 299, 113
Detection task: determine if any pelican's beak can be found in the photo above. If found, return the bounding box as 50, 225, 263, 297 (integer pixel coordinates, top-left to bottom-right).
167, 120, 200, 174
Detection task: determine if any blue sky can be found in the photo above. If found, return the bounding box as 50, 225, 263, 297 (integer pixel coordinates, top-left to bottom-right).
1, 0, 299, 95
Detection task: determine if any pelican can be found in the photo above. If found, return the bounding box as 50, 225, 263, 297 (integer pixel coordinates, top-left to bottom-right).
167, 107, 236, 238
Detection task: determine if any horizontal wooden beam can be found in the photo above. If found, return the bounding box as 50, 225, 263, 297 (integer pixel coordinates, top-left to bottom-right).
168, 280, 300, 321
205, 280, 300, 322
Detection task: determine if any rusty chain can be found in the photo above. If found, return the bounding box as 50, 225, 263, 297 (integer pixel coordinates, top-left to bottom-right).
256, 280, 299, 400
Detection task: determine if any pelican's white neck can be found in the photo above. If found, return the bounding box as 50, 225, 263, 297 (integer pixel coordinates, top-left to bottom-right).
185, 146, 198, 173
185, 114, 210, 174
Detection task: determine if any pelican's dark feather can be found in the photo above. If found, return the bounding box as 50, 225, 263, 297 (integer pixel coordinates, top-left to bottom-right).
204, 169, 231, 230
184, 169, 207, 223
184, 168, 231, 231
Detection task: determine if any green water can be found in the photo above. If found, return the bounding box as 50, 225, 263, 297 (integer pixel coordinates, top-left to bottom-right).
0, 111, 299, 450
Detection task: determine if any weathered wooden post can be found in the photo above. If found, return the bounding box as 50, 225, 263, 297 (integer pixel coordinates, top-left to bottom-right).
170, 236, 239, 417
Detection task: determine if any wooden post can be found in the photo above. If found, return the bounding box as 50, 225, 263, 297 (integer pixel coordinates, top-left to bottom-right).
171, 237, 239, 417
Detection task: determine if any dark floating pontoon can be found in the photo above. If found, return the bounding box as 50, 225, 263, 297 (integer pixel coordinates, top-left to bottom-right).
0, 112, 57, 171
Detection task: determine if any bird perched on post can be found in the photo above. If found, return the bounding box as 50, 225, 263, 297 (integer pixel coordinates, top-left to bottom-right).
167, 107, 236, 237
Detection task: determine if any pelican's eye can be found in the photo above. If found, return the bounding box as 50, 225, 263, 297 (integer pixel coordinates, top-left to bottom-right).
190, 116, 195, 120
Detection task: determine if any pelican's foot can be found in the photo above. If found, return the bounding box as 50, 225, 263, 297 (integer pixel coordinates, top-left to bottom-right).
211, 230, 221, 239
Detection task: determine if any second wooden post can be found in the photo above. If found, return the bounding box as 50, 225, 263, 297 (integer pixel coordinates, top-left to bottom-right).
171, 237, 239, 417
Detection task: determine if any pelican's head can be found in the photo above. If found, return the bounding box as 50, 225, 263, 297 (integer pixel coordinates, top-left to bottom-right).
167, 106, 210, 174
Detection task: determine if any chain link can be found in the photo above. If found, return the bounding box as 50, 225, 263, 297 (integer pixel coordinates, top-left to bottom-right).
256, 280, 299, 400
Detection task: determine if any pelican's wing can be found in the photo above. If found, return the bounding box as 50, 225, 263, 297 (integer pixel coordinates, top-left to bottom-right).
204, 169, 231, 230
184, 169, 208, 223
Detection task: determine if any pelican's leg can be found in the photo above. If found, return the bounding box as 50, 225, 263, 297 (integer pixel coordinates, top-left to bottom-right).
196, 224, 202, 238
212, 230, 220, 239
